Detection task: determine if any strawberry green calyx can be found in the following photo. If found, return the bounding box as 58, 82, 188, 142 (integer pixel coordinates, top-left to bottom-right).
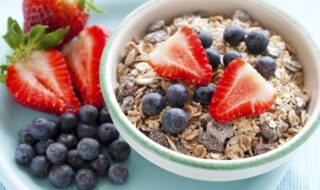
79, 0, 104, 13
0, 17, 69, 83
0, 65, 8, 83
3, 17, 69, 63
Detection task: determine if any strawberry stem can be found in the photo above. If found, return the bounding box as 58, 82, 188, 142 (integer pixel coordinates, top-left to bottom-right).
79, 0, 104, 13
2, 17, 69, 62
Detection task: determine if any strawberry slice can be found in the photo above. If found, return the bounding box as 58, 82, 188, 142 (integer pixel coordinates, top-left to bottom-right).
7, 51, 81, 114
63, 26, 110, 108
209, 58, 276, 122
147, 26, 212, 85
1, 18, 81, 115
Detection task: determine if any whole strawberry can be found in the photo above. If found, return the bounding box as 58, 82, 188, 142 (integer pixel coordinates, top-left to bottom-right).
23, 0, 101, 44
0, 18, 81, 115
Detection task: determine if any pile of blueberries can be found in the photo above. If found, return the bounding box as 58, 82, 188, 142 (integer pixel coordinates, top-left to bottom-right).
197, 24, 276, 79
142, 83, 215, 135
15, 105, 131, 190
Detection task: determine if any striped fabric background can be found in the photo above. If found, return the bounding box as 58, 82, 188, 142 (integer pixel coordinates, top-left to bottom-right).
277, 130, 320, 190
0, 0, 319, 189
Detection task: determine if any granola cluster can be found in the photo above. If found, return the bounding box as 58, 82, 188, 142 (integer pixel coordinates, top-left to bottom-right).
115, 10, 311, 160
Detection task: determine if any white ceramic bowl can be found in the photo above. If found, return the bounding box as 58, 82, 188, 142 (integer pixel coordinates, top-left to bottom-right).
100, 0, 320, 181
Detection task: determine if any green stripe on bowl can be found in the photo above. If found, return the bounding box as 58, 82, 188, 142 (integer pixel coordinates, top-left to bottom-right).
100, 0, 320, 170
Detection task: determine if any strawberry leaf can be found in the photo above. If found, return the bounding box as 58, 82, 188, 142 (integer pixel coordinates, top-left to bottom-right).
3, 18, 69, 62
0, 65, 8, 83
26, 25, 47, 48
39, 27, 70, 49
3, 18, 24, 51
80, 0, 104, 13
0, 75, 6, 83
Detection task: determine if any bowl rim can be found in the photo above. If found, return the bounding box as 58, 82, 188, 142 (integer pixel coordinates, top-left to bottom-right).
100, 0, 320, 170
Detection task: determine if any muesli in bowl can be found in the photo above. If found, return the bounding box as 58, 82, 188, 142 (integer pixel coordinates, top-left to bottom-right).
115, 10, 311, 160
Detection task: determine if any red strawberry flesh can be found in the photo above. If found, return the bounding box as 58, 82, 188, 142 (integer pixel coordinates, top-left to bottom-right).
209, 58, 276, 122
148, 26, 212, 85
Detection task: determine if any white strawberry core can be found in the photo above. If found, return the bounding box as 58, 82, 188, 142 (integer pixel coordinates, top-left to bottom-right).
14, 51, 64, 99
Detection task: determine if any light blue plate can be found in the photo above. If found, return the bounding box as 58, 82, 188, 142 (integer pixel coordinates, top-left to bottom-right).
0, 0, 289, 189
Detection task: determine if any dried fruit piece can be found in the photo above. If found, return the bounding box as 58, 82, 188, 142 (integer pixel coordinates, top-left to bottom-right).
260, 121, 280, 141
198, 121, 234, 153
147, 20, 165, 33
198, 132, 224, 153
121, 96, 135, 113
254, 144, 275, 155
144, 30, 167, 43
118, 76, 135, 97
207, 121, 234, 142
232, 10, 251, 22
149, 130, 170, 148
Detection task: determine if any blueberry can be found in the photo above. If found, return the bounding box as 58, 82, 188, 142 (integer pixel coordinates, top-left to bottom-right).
15, 143, 35, 165
108, 140, 131, 162
245, 30, 269, 54
79, 105, 98, 124
18, 125, 36, 145
49, 120, 59, 138
57, 134, 78, 149
30, 117, 52, 141
223, 25, 245, 46
194, 85, 216, 105
77, 138, 100, 160
49, 165, 74, 189
46, 143, 68, 164
90, 154, 110, 176
165, 84, 188, 108
97, 123, 119, 146
255, 56, 276, 79
30, 156, 51, 178
205, 49, 221, 70
99, 107, 112, 124
35, 139, 55, 155
75, 169, 97, 190
141, 93, 165, 116
196, 29, 213, 48
108, 165, 129, 185
77, 123, 97, 140
67, 150, 85, 170
162, 108, 188, 134
223, 51, 242, 67
58, 113, 78, 133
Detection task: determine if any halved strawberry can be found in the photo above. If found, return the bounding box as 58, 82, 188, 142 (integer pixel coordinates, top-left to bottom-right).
7, 51, 81, 114
62, 26, 110, 108
209, 58, 276, 122
147, 26, 212, 85
1, 18, 81, 115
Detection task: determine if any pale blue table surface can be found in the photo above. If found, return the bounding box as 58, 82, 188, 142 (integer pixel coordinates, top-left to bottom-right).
0, 0, 319, 190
